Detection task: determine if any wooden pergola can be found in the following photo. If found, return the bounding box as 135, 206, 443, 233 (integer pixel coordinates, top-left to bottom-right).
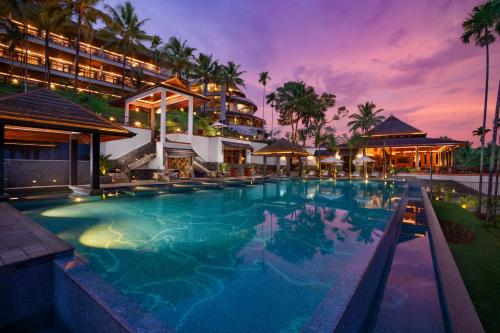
0, 89, 134, 199
253, 138, 310, 176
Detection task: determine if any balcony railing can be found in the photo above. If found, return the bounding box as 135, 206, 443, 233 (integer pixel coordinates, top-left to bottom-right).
0, 45, 160, 89
3, 18, 167, 77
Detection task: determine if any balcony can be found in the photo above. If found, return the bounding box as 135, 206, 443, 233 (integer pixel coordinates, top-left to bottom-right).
1, 19, 169, 80
0, 46, 152, 91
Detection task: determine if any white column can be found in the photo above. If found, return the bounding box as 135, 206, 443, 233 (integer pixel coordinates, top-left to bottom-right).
160, 89, 167, 145
159, 88, 167, 169
188, 96, 194, 143
124, 101, 130, 125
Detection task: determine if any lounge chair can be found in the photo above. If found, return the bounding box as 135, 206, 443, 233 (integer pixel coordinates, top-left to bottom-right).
337, 171, 346, 177
322, 170, 329, 177
369, 171, 380, 178
351, 171, 361, 178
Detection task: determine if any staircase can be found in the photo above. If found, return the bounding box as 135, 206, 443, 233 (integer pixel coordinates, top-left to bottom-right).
111, 142, 156, 182
193, 157, 211, 177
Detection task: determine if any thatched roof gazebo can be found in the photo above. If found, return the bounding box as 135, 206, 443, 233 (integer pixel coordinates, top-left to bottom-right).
253, 138, 309, 176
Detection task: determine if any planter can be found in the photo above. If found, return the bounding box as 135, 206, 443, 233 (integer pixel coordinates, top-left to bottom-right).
100, 175, 113, 184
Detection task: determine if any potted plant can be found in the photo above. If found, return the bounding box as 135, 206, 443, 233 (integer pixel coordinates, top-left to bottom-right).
99, 154, 113, 184
219, 162, 228, 177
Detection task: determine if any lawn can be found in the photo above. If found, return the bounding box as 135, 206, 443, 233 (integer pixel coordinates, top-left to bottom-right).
432, 200, 500, 333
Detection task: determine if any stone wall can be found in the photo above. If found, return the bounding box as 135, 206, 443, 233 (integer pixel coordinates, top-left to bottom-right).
4, 160, 90, 188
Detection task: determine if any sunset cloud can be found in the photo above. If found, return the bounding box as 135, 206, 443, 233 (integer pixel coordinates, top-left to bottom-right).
105, 0, 500, 144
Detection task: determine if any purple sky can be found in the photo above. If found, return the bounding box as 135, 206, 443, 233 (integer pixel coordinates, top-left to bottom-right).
105, 0, 500, 144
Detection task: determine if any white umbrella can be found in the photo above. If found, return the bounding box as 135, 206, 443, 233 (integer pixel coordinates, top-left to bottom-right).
353, 155, 374, 165
320, 156, 344, 164
211, 121, 227, 129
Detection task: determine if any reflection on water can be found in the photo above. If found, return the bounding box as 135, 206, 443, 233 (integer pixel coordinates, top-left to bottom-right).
16, 180, 405, 333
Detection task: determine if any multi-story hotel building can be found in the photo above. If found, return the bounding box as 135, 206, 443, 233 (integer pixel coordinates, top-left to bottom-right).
192, 83, 266, 140
0, 19, 169, 95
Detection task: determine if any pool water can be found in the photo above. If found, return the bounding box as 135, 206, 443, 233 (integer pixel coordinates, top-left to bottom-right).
16, 180, 405, 333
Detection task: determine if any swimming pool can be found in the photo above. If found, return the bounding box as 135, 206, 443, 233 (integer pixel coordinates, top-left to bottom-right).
15, 179, 406, 332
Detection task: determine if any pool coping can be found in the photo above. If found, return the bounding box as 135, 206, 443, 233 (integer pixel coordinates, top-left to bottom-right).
303, 185, 409, 333
420, 187, 484, 333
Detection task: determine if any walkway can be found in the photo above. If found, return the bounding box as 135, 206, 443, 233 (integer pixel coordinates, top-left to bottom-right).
0, 203, 72, 267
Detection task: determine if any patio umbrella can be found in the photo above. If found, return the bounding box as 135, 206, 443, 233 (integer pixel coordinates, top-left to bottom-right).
320, 157, 344, 164
353, 155, 374, 165
211, 121, 227, 129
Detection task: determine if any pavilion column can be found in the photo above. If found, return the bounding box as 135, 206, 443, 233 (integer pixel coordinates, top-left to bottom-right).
0, 121, 5, 199
150, 107, 155, 141
124, 101, 130, 125
159, 89, 167, 169
69, 136, 78, 186
263, 156, 267, 177
286, 156, 291, 177
415, 146, 420, 170
90, 132, 100, 191
276, 157, 280, 176
188, 96, 194, 143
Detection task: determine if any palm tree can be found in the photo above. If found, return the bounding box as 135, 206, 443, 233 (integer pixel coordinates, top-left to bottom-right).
163, 36, 196, 80
485, 80, 500, 225
258, 71, 270, 122
1, 0, 34, 91
343, 133, 366, 178
32, 0, 70, 88
191, 53, 218, 114
0, 20, 24, 80
347, 101, 385, 134
472, 126, 491, 138
273, 81, 316, 145
462, 0, 498, 215
216, 62, 246, 122
150, 34, 162, 83
456, 143, 479, 167
64, 0, 108, 101
266, 91, 277, 137
104, 1, 151, 94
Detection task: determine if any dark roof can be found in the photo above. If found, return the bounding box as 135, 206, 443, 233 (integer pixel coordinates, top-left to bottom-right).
222, 140, 254, 151
365, 115, 425, 137
339, 136, 467, 148
112, 76, 208, 107
253, 138, 310, 156
0, 89, 133, 138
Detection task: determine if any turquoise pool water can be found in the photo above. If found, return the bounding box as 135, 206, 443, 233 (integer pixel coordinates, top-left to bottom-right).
16, 180, 405, 332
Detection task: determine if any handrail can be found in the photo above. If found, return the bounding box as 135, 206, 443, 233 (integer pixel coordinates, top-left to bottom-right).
420, 187, 484, 333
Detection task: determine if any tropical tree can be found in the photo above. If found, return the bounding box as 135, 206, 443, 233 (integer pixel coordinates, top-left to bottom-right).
258, 71, 270, 122
216, 61, 246, 121
456, 143, 479, 167
64, 0, 108, 101
341, 133, 366, 178
32, 0, 70, 88
461, 0, 499, 214
266, 91, 277, 137
347, 101, 385, 134
1, 0, 34, 91
104, 1, 151, 94
191, 53, 219, 114
81, 8, 100, 94
472, 126, 491, 138
486, 80, 500, 225
0, 19, 24, 80
150, 34, 162, 83
272, 81, 316, 145
163, 36, 196, 80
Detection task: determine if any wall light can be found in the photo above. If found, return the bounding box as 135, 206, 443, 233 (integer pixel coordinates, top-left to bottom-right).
134, 121, 141, 127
